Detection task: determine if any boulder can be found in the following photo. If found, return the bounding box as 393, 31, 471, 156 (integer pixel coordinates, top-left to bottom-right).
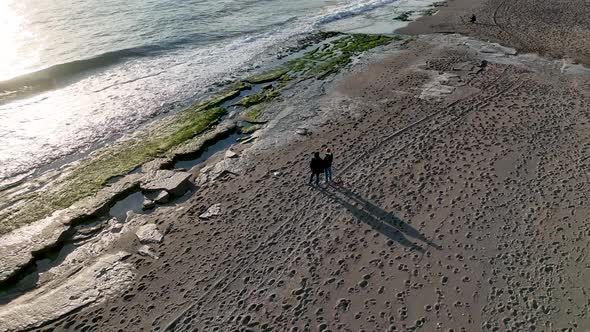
140, 170, 191, 196
135, 224, 163, 244
199, 204, 222, 219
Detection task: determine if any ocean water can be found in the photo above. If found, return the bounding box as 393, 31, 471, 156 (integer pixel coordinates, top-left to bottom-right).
0, 0, 434, 186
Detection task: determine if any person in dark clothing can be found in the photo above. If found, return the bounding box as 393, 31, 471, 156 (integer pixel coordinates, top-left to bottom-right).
309, 152, 323, 185
470, 14, 477, 24
323, 148, 333, 183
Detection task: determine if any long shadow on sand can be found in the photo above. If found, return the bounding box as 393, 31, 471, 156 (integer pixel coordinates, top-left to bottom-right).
318, 184, 441, 252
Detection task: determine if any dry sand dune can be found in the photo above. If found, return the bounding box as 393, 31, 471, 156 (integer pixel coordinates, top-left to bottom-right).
34, 33, 590, 331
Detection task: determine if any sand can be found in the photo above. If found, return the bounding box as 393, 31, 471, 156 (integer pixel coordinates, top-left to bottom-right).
399, 0, 590, 64
4, 0, 590, 331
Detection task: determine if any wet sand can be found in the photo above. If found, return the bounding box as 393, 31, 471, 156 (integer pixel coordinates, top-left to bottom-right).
4, 1, 590, 331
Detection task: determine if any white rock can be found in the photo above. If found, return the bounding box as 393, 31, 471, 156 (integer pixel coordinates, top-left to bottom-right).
296, 127, 308, 135
138, 245, 159, 259
199, 203, 222, 219
135, 224, 163, 244
225, 149, 239, 158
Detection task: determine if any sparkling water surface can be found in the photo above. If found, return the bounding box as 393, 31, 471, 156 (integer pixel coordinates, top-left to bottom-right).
0, 0, 427, 184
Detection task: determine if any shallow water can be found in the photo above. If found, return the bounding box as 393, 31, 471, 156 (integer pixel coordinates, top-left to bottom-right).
109, 191, 147, 222
174, 132, 246, 170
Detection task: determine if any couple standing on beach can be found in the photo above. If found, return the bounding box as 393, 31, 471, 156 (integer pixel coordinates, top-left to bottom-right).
309, 149, 333, 186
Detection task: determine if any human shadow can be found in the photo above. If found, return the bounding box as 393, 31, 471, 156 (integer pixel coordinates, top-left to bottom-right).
318, 184, 441, 252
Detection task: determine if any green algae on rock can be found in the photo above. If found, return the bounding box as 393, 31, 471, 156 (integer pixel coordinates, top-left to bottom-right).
243, 68, 289, 84
0, 33, 398, 235
239, 124, 264, 135
0, 102, 227, 235
243, 107, 265, 123
232, 87, 281, 108
285, 34, 398, 80
194, 83, 251, 109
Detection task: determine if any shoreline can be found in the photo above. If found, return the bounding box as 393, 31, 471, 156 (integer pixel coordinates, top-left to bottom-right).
398, 0, 590, 65
2, 0, 590, 330
0, 32, 409, 331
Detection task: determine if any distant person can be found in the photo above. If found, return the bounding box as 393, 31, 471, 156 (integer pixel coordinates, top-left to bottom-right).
309, 152, 323, 186
470, 14, 477, 24
323, 148, 333, 183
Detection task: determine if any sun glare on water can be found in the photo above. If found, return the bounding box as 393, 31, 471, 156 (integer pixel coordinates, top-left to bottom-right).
0, 0, 36, 81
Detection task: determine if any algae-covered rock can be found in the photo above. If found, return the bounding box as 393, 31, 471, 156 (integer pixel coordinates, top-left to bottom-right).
170, 120, 237, 158
232, 87, 280, 108
239, 124, 263, 135
243, 68, 289, 84
242, 107, 267, 124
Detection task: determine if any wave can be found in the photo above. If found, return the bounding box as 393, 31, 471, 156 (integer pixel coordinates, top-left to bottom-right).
315, 0, 399, 26
0, 44, 172, 94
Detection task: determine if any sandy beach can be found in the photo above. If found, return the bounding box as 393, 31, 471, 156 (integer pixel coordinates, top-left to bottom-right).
1, 0, 590, 331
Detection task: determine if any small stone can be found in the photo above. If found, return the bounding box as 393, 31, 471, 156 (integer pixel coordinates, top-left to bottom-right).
199, 203, 222, 219
138, 245, 159, 259
295, 127, 308, 136
142, 198, 156, 210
